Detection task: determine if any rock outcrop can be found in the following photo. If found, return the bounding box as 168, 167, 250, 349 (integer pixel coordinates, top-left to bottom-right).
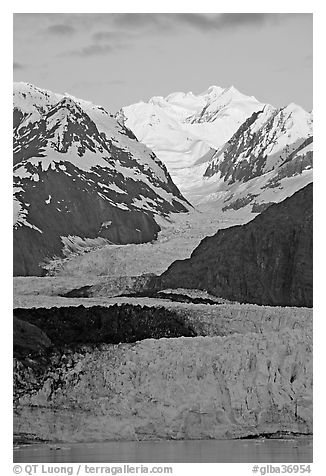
159, 184, 313, 307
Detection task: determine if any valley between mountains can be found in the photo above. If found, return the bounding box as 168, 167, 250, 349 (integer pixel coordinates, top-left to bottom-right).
13, 82, 313, 446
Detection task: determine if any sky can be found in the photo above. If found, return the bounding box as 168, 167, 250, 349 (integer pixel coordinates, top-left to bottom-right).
13, 13, 313, 113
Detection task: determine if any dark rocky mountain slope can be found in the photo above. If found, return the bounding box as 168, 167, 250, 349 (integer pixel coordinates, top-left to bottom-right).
159, 184, 312, 307
13, 83, 190, 276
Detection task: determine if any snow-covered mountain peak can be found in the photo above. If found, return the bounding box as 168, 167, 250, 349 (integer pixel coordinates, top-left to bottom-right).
14, 82, 59, 103
13, 82, 191, 276
121, 84, 269, 189
196, 84, 259, 107
13, 82, 62, 124
280, 103, 313, 127
211, 85, 242, 99
58, 95, 81, 108
148, 96, 172, 110
165, 90, 196, 101
270, 103, 313, 141
46, 96, 84, 120
283, 102, 307, 114
200, 85, 225, 97
13, 82, 118, 133
121, 83, 312, 212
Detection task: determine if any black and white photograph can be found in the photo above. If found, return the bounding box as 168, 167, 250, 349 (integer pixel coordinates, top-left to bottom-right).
11, 4, 315, 471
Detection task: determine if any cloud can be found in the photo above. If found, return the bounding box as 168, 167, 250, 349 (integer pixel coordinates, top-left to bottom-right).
113, 13, 159, 29
65, 31, 130, 57
208, 13, 270, 30
13, 62, 24, 70
45, 24, 76, 36
54, 13, 306, 60
109, 13, 299, 33
172, 14, 218, 31
92, 30, 130, 42
63, 13, 283, 58
71, 43, 113, 57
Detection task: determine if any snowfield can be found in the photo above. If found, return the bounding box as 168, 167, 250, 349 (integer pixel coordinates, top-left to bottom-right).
122, 85, 265, 190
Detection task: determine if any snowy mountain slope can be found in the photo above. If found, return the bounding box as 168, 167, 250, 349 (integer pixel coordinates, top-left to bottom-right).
13, 83, 190, 276
204, 103, 312, 181
199, 104, 313, 211
122, 86, 313, 212
121, 85, 265, 189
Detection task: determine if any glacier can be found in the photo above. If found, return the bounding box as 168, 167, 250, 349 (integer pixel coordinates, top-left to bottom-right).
14, 304, 312, 442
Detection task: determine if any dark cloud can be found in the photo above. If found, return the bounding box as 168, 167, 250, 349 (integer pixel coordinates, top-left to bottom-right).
113, 13, 159, 29
110, 13, 298, 33
172, 14, 218, 30
58, 13, 304, 60
45, 24, 76, 36
13, 62, 24, 70
64, 13, 281, 58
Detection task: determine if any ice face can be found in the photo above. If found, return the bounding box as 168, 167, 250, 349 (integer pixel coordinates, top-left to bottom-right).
14, 304, 312, 442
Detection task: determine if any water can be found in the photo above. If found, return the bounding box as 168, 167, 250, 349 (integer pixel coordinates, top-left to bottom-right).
14, 438, 312, 463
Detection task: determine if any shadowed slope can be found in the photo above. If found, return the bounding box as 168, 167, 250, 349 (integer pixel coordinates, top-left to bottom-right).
160, 184, 312, 307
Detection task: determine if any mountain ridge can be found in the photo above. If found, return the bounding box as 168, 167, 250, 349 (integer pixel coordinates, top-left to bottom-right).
13, 82, 191, 276
121, 85, 313, 211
